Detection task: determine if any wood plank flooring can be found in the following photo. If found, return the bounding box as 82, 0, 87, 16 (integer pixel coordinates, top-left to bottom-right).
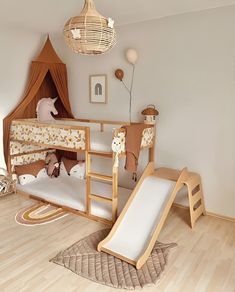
0, 194, 234, 292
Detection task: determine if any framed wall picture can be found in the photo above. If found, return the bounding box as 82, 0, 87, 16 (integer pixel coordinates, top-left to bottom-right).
89, 74, 107, 104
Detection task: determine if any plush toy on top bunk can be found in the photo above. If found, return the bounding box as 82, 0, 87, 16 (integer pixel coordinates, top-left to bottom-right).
45, 153, 60, 178
36, 97, 58, 122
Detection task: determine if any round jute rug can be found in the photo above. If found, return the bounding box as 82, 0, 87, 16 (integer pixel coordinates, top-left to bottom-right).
51, 229, 177, 289
15, 203, 67, 226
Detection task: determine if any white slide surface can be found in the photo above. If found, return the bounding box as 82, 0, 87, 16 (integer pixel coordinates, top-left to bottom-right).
102, 176, 176, 262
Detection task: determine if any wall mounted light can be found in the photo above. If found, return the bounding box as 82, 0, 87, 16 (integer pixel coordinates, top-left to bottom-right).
115, 48, 138, 123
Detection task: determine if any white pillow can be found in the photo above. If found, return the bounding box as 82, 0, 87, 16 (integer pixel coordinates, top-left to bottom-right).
60, 161, 69, 177
70, 163, 86, 179
60, 160, 86, 180
18, 168, 48, 185
14, 160, 48, 186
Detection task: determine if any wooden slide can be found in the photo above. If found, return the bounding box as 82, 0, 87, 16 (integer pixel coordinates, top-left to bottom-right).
98, 162, 205, 269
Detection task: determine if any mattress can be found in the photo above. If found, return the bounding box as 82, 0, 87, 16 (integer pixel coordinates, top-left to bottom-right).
17, 176, 131, 220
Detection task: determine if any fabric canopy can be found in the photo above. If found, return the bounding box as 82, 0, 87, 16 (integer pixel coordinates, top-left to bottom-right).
3, 37, 74, 167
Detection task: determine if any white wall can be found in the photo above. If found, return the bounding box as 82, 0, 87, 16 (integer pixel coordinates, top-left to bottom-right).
0, 6, 234, 218
62, 6, 235, 218
0, 28, 37, 168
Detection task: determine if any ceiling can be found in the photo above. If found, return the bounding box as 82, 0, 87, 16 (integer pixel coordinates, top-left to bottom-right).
1, 0, 235, 33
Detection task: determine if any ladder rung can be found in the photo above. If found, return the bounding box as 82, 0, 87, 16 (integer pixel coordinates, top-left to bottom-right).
88, 151, 113, 158
88, 172, 113, 182
193, 204, 204, 220
90, 194, 113, 204
191, 191, 202, 205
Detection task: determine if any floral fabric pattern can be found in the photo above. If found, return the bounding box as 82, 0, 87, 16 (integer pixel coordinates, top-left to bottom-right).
11, 150, 55, 169
141, 127, 154, 148
10, 122, 86, 150
10, 141, 47, 155
10, 121, 154, 163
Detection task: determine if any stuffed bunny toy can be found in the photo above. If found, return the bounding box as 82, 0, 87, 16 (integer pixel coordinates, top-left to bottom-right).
45, 153, 60, 178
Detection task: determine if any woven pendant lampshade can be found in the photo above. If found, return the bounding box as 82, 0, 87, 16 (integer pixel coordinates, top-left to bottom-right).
63, 0, 117, 55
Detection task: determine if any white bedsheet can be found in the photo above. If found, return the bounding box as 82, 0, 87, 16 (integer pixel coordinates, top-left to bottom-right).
17, 176, 131, 220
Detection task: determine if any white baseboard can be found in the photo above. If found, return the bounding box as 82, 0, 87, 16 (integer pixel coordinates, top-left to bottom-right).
173, 203, 235, 223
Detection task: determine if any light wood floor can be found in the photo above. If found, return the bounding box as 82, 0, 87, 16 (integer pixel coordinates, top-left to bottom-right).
0, 194, 234, 292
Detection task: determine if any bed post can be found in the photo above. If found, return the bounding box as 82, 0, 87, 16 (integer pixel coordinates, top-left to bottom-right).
149, 125, 156, 163
7, 155, 12, 176
142, 105, 158, 164
112, 154, 119, 223
85, 127, 91, 216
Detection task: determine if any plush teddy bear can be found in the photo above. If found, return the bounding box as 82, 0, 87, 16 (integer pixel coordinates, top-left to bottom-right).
45, 153, 60, 178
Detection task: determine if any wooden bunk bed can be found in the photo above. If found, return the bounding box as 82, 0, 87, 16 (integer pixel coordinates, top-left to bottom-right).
9, 118, 155, 225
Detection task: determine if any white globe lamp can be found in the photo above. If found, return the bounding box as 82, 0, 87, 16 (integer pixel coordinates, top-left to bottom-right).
126, 48, 138, 65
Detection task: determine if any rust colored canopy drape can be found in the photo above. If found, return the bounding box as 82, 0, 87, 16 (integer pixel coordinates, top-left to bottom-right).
3, 37, 74, 167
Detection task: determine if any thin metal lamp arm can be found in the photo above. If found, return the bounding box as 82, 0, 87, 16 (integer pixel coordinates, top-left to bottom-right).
121, 80, 131, 93
121, 80, 131, 123
119, 64, 136, 123
129, 65, 135, 123
130, 64, 135, 93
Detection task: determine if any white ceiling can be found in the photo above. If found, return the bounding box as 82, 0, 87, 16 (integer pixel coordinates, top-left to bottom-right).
1, 0, 235, 33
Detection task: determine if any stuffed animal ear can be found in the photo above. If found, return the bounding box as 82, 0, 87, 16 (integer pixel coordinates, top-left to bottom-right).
45, 154, 50, 164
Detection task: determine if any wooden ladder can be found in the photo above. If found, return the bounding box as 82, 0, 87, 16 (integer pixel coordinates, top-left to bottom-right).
184, 172, 206, 228
86, 150, 119, 223
154, 167, 206, 228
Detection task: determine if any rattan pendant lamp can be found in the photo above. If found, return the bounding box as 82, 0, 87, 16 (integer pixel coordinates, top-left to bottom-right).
63, 0, 117, 55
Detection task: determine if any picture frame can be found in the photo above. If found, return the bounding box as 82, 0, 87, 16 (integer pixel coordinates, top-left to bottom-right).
89, 74, 107, 104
